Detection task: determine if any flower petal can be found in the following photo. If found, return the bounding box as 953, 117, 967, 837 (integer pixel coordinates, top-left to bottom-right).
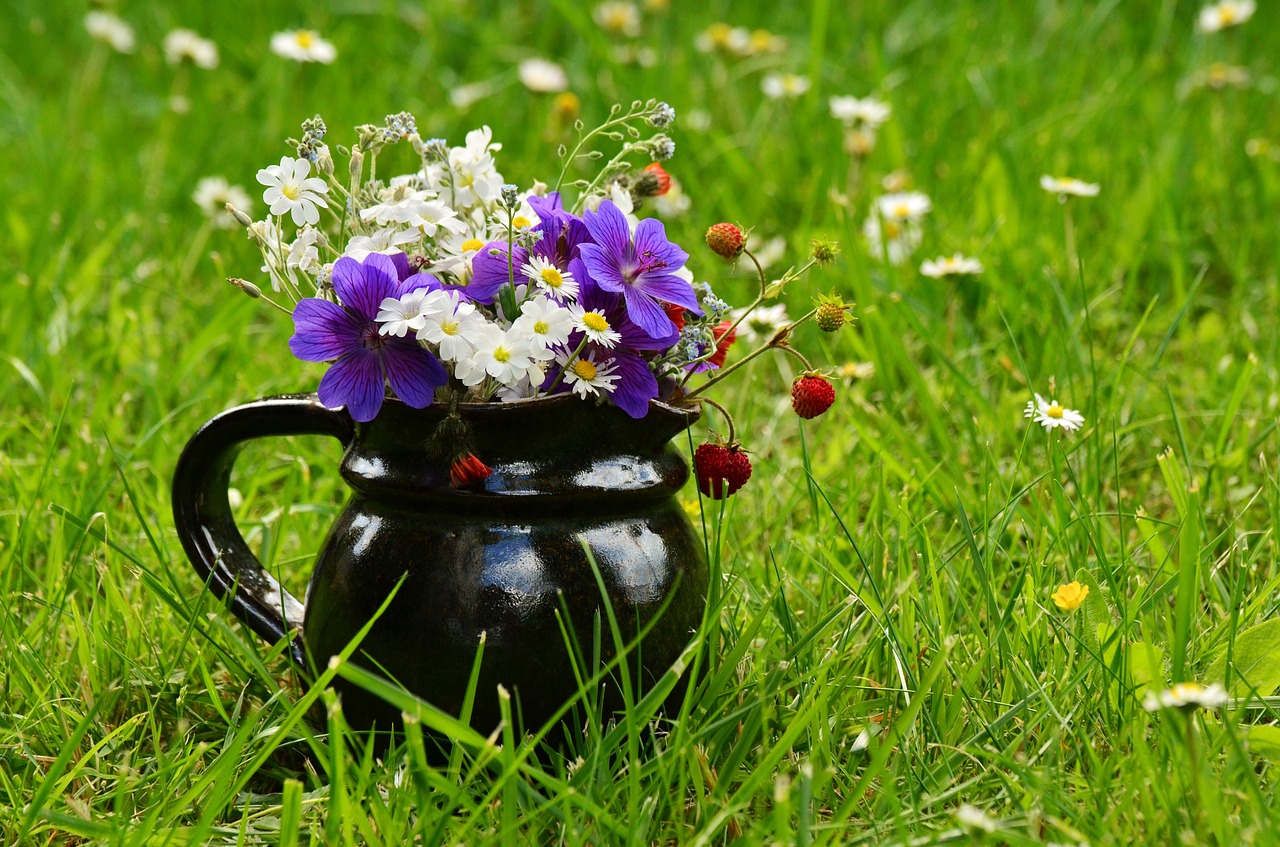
576, 243, 624, 292
317, 349, 385, 422
289, 298, 360, 361
633, 217, 688, 271
581, 200, 633, 257
601, 349, 657, 419
621, 284, 675, 339
383, 341, 447, 408
332, 255, 397, 319
635, 272, 701, 313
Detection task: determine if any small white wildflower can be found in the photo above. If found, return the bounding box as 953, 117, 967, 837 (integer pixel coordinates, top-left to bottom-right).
344, 227, 421, 261
85, 11, 135, 53
560, 350, 621, 398
1143, 682, 1229, 712
164, 29, 219, 68
518, 58, 568, 93
256, 156, 330, 226
1040, 175, 1100, 198
569, 305, 623, 348
731, 303, 790, 344
192, 177, 252, 229
593, 2, 641, 36
1197, 0, 1256, 33
829, 95, 891, 127
270, 29, 337, 64
286, 226, 322, 273
762, 73, 810, 100
1024, 393, 1086, 432
521, 255, 579, 302
875, 191, 932, 221
417, 293, 490, 362
449, 81, 492, 109
920, 254, 984, 277
377, 289, 444, 338
511, 295, 574, 359
955, 804, 998, 834
863, 215, 922, 266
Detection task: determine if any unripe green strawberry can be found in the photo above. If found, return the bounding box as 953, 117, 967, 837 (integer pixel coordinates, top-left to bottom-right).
815, 301, 845, 332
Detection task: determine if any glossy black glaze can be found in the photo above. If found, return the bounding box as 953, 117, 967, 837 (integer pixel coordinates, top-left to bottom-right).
172, 393, 707, 735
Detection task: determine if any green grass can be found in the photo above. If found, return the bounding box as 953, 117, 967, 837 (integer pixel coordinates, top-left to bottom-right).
3, 0, 1280, 844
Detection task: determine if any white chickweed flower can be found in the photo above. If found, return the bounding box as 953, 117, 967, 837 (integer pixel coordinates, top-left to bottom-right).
1197, 1, 1256, 33
256, 156, 330, 226
875, 192, 932, 221
192, 177, 253, 229
164, 29, 219, 69
521, 255, 579, 302
270, 29, 337, 64
344, 227, 421, 261
286, 226, 322, 273
85, 11, 135, 54
762, 73, 810, 100
863, 215, 922, 266
731, 303, 790, 344
463, 325, 544, 388
1024, 393, 1085, 432
1040, 175, 1100, 198
511, 296, 574, 359
518, 58, 569, 93
829, 95, 891, 127
1143, 682, 1229, 712
417, 293, 489, 363
377, 289, 444, 338
920, 254, 984, 277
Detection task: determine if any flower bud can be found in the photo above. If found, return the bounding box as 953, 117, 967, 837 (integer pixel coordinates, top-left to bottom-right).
226, 203, 254, 228
809, 238, 840, 266
228, 277, 261, 299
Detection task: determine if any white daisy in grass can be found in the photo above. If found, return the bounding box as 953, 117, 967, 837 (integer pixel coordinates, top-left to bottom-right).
1143, 682, 1229, 712
270, 29, 337, 64
560, 351, 620, 399
731, 303, 790, 343
85, 11, 135, 53
862, 214, 921, 266
521, 255, 579, 302
569, 305, 622, 348
829, 95, 891, 127
762, 73, 810, 100
875, 191, 932, 221
593, 2, 642, 37
518, 58, 568, 93
921, 253, 984, 277
511, 295, 574, 360
164, 29, 219, 68
256, 156, 330, 226
1040, 175, 1100, 198
1024, 393, 1085, 432
376, 288, 443, 338
955, 804, 998, 834
192, 177, 252, 229
1197, 0, 1256, 33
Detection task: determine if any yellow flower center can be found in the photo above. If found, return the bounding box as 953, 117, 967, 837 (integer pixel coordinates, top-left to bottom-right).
539, 267, 564, 288
282, 183, 300, 201
893, 203, 910, 218
582, 312, 610, 332
572, 359, 598, 380
493, 347, 511, 363
513, 215, 532, 229
884, 221, 902, 240
461, 238, 484, 252
1220, 6, 1236, 24
533, 320, 549, 334
605, 9, 630, 29
750, 30, 774, 51
295, 31, 315, 48
1046, 404, 1065, 418
440, 320, 459, 336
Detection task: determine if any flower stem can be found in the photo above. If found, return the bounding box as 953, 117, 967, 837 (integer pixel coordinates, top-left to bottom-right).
694, 396, 736, 444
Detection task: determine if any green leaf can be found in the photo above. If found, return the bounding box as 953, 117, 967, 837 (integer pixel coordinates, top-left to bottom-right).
1128, 641, 1164, 694
1244, 725, 1280, 763
1203, 618, 1280, 698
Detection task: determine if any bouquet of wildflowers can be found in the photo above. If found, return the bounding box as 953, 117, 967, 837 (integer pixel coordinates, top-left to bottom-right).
227, 100, 847, 494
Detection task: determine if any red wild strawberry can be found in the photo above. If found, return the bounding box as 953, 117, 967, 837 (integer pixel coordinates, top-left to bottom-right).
705, 222, 745, 259
643, 162, 673, 195
791, 374, 836, 419
693, 442, 752, 499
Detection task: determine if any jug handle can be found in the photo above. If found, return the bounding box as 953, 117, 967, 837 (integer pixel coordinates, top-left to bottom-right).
172, 394, 355, 668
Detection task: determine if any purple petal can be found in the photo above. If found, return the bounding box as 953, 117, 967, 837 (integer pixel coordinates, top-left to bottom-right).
383, 341, 447, 408
467, 242, 528, 304
621, 285, 676, 340
617, 314, 678, 350
577, 243, 625, 292
317, 349, 385, 422
603, 349, 658, 419
634, 218, 689, 271
289, 299, 360, 361
332, 255, 397, 319
527, 192, 564, 221
636, 272, 702, 313
581, 201, 633, 258
397, 271, 442, 298
387, 251, 413, 282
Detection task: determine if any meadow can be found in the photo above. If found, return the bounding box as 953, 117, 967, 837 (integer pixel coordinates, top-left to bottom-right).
3, 0, 1280, 844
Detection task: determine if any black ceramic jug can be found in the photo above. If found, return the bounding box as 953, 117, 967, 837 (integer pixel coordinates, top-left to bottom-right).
171, 393, 708, 735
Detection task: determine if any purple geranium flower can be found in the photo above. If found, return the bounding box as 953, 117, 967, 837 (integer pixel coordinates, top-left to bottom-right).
468, 242, 528, 305
577, 200, 700, 340
289, 253, 447, 422
571, 266, 678, 351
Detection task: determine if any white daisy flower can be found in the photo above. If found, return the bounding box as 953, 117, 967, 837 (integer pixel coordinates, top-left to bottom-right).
560, 351, 621, 399
1040, 175, 1100, 198
518, 58, 568, 93
762, 73, 810, 100
286, 225, 322, 273
343, 227, 421, 261
863, 215, 922, 266
417, 293, 486, 360
164, 29, 219, 69
433, 127, 505, 209
377, 288, 444, 338
731, 303, 790, 344
875, 191, 932, 221
461, 325, 543, 388
85, 11, 135, 54
1143, 682, 1229, 712
256, 156, 330, 226
521, 255, 579, 302
270, 29, 337, 64
593, 2, 642, 36
829, 95, 891, 127
569, 305, 623, 348
1024, 393, 1086, 432
192, 177, 252, 229
955, 805, 998, 834
920, 254, 984, 277
1197, 0, 1256, 32
511, 296, 574, 359
449, 81, 492, 109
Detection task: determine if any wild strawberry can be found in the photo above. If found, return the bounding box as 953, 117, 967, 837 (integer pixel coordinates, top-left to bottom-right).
693, 442, 752, 499
643, 162, 672, 195
791, 374, 836, 419
815, 302, 845, 332
705, 222, 745, 259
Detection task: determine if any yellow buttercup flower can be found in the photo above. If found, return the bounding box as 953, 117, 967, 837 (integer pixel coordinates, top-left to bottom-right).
1052, 581, 1089, 612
